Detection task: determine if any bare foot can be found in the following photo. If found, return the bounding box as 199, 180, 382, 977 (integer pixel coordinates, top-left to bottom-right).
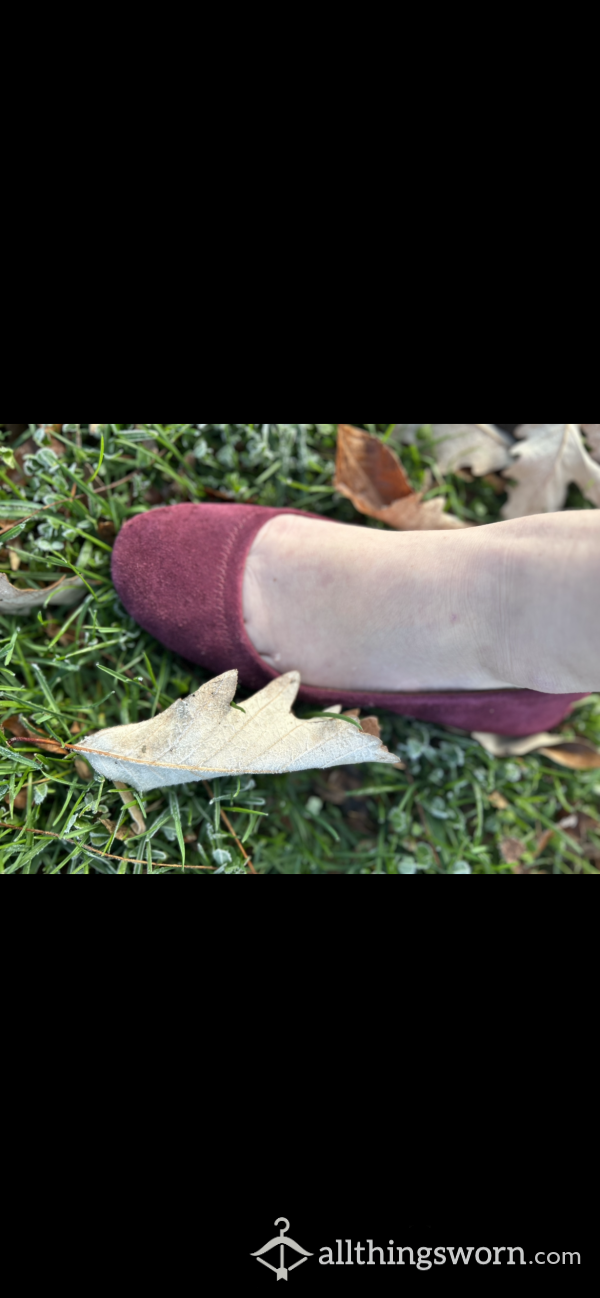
242, 511, 600, 694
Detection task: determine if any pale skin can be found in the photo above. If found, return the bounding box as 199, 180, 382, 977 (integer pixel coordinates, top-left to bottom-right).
242, 511, 600, 695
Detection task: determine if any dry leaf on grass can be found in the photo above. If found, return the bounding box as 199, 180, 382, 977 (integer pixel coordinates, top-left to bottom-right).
472, 730, 600, 770
2, 714, 68, 756
428, 424, 513, 476
75, 670, 400, 793
115, 782, 146, 835
0, 573, 86, 615
581, 424, 600, 461
536, 741, 600, 771
316, 768, 364, 806
502, 424, 600, 518
335, 424, 468, 531
500, 837, 527, 865
4, 789, 28, 811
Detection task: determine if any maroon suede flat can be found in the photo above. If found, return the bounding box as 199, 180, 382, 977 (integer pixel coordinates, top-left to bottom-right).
111, 503, 589, 737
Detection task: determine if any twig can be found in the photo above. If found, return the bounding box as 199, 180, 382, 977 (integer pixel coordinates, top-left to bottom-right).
0, 825, 214, 870
88, 471, 139, 496
203, 781, 257, 874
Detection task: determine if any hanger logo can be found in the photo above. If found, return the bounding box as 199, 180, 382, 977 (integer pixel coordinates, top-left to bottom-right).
251, 1218, 313, 1281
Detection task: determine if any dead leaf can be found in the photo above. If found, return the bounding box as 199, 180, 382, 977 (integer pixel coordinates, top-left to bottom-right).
75, 669, 400, 794
335, 424, 468, 531
578, 813, 600, 840
74, 759, 94, 780
535, 828, 555, 857
0, 572, 86, 615
489, 790, 509, 810
115, 782, 146, 835
347, 809, 378, 837
2, 714, 67, 755
502, 424, 600, 518
472, 729, 600, 770
336, 424, 414, 507
500, 837, 526, 864
45, 621, 76, 648
538, 742, 600, 771
97, 520, 116, 544
473, 731, 564, 758
482, 473, 508, 494
429, 424, 513, 476
581, 424, 600, 461
316, 768, 363, 806
349, 713, 405, 768
557, 814, 578, 831
2, 716, 31, 740
524, 813, 600, 869
99, 816, 131, 842
5, 790, 28, 811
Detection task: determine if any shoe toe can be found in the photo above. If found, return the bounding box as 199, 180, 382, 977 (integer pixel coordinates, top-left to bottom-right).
112, 505, 211, 661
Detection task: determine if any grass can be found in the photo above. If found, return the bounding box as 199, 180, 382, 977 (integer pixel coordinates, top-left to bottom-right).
0, 422, 599, 876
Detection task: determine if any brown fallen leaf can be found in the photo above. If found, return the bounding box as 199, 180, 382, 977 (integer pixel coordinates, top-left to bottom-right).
335, 424, 468, 531
0, 572, 86, 615
5, 790, 28, 811
538, 742, 600, 771
115, 782, 146, 835
350, 713, 405, 769
45, 621, 76, 648
316, 768, 364, 806
502, 424, 600, 518
534, 828, 555, 858
577, 815, 600, 864
538, 813, 600, 869
578, 813, 600, 841
75, 669, 401, 794
74, 758, 94, 781
347, 809, 378, 837
2, 716, 31, 740
489, 790, 509, 811
482, 473, 508, 494
500, 837, 526, 864
473, 731, 564, 758
2, 714, 68, 756
99, 817, 132, 843
473, 728, 600, 770
97, 519, 116, 544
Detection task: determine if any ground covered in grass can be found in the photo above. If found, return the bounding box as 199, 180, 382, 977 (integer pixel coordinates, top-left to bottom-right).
1, 423, 599, 875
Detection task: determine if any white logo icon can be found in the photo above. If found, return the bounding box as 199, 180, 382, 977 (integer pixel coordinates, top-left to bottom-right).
251, 1218, 313, 1281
